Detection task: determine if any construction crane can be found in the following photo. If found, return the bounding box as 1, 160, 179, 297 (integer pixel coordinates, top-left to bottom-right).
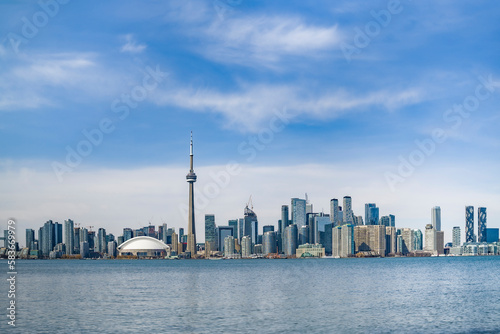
247, 195, 253, 210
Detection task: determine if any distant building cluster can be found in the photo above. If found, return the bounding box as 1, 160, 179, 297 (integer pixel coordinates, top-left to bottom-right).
1, 132, 499, 260
200, 199, 500, 259
1, 201, 499, 260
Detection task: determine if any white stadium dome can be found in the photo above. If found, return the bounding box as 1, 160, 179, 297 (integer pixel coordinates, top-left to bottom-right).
117, 236, 170, 257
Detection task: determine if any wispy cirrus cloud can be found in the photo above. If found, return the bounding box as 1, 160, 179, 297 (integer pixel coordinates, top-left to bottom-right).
196, 16, 343, 68
120, 34, 147, 54
153, 82, 423, 132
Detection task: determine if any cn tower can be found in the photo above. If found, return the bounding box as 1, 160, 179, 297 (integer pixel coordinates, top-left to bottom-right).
186, 131, 197, 257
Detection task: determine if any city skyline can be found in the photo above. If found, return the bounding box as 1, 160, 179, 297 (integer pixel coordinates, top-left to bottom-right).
1, 1, 500, 242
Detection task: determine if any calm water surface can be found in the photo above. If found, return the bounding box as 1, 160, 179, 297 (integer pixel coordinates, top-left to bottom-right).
1, 257, 499, 333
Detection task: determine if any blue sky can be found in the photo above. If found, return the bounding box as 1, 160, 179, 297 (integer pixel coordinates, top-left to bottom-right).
1, 0, 500, 244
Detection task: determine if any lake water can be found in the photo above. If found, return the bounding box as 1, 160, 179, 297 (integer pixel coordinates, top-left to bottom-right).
1, 256, 499, 333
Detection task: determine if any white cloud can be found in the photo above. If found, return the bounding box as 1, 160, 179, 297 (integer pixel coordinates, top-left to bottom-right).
198, 16, 343, 67
153, 82, 423, 132
120, 34, 147, 54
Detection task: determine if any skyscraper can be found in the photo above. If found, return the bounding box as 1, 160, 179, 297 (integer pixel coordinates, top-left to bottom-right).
431, 206, 441, 231
330, 198, 339, 226
73, 227, 80, 254
285, 224, 298, 257
161, 223, 168, 243
263, 225, 274, 234
25, 229, 35, 251
228, 219, 238, 237
424, 224, 436, 254
42, 220, 55, 257
236, 218, 243, 242
262, 231, 277, 255
379, 216, 389, 226
217, 226, 234, 254
97, 228, 106, 253
389, 214, 396, 227
365, 203, 376, 225
478, 207, 487, 242
465, 206, 474, 242
385, 226, 396, 256
281, 205, 289, 251
343, 196, 354, 225
64, 219, 74, 255
244, 204, 258, 246
332, 226, 342, 257
305, 193, 313, 215
413, 229, 423, 251
452, 226, 461, 247
205, 214, 216, 252
340, 224, 354, 257
54, 222, 63, 246
224, 236, 236, 257
299, 225, 309, 245
291, 198, 306, 227
186, 132, 197, 256
240, 236, 251, 257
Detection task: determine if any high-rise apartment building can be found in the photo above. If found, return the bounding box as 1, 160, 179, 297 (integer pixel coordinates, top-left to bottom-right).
64, 219, 74, 255
452, 226, 461, 247
262, 231, 276, 255
413, 229, 423, 251
385, 226, 396, 255
42, 220, 55, 257
340, 224, 354, 257
332, 226, 342, 257
478, 207, 487, 242
343, 196, 354, 225
330, 199, 339, 226
225, 235, 236, 257
285, 224, 298, 257
353, 225, 386, 256
97, 228, 106, 253
465, 206, 474, 242
241, 235, 251, 257
424, 224, 436, 253
280, 205, 289, 237
432, 206, 441, 231
54, 222, 63, 246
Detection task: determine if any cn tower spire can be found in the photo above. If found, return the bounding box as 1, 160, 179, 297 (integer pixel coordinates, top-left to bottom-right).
186, 131, 197, 257
190, 131, 194, 171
